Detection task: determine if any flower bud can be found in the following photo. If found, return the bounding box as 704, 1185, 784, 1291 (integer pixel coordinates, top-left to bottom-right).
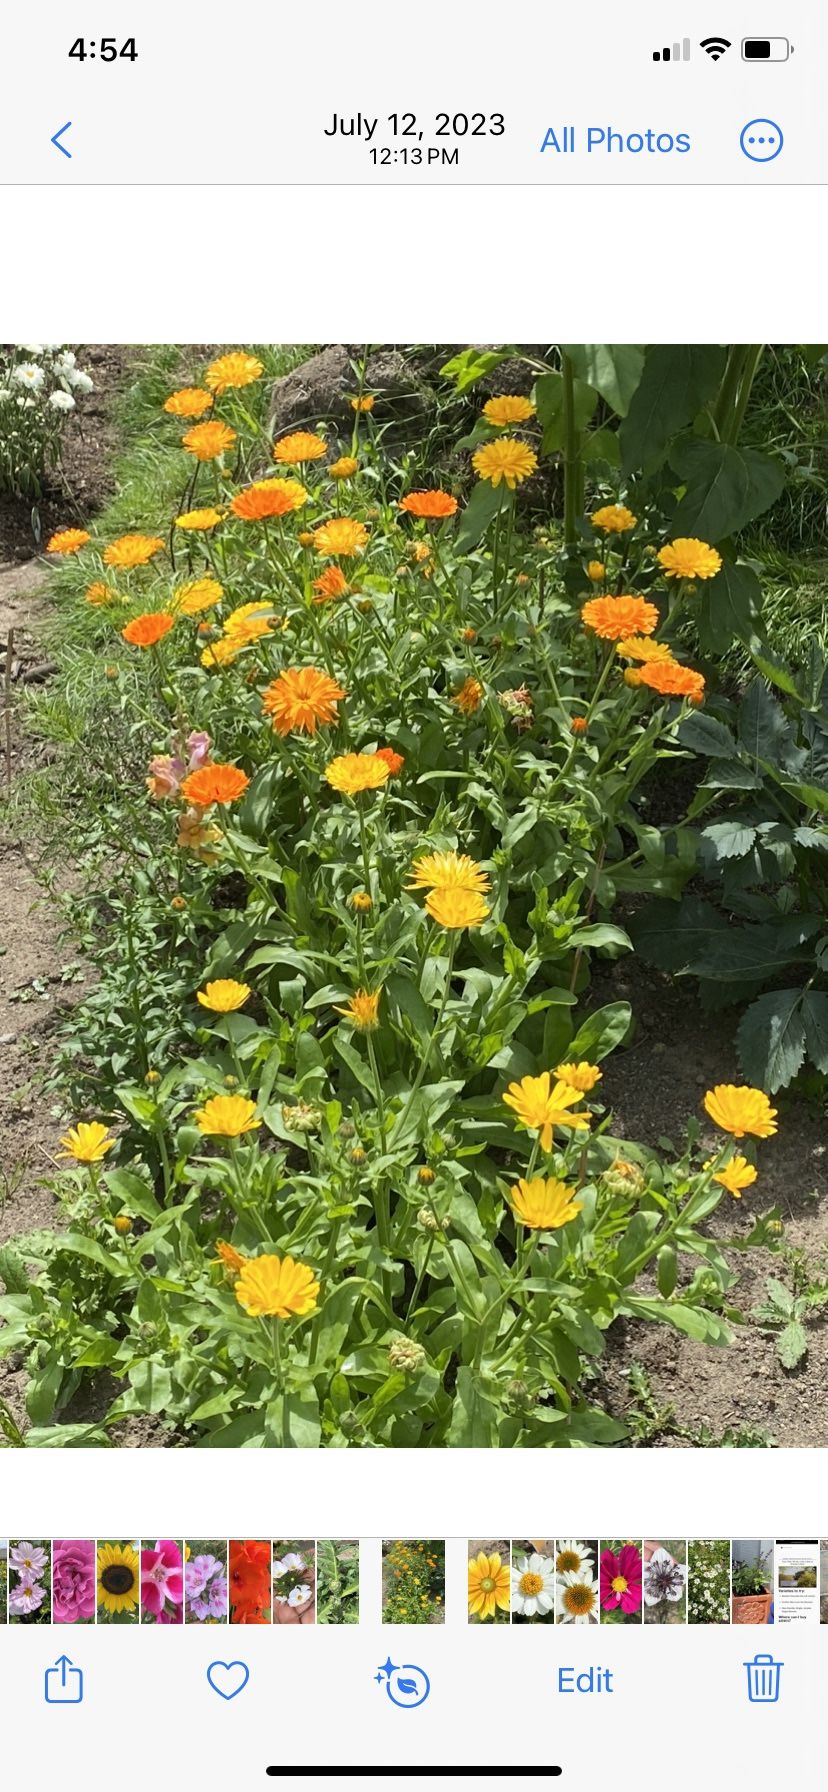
417, 1166, 436, 1185
387, 1335, 426, 1373
601, 1157, 646, 1198
113, 1215, 133, 1235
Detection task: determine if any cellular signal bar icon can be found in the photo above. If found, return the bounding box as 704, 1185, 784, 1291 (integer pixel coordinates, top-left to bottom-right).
653, 38, 691, 61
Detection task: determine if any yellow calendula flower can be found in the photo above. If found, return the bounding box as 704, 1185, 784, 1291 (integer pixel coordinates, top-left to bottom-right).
425, 887, 490, 930
554, 1061, 602, 1094
349, 889, 373, 912
182, 420, 237, 461
591, 504, 637, 534
197, 979, 251, 1014
234, 1252, 320, 1320
407, 851, 490, 896
163, 388, 213, 419
510, 1176, 584, 1230
468, 1551, 511, 1621
482, 394, 536, 427
329, 455, 358, 480
58, 1121, 116, 1164
214, 1239, 248, 1274
706, 1154, 758, 1197
324, 752, 390, 796
172, 577, 224, 617
313, 517, 369, 558
175, 507, 224, 531
273, 430, 327, 465
84, 581, 118, 607
472, 437, 538, 489
615, 635, 673, 664
587, 560, 606, 582
502, 1073, 591, 1153
205, 352, 264, 394
658, 538, 722, 581
335, 988, 382, 1031
194, 1093, 260, 1137
703, 1084, 778, 1140
351, 395, 375, 413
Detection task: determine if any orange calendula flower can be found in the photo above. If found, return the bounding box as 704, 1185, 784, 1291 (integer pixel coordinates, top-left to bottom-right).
351, 395, 375, 413
175, 507, 224, 531
262, 666, 345, 736
329, 456, 359, 480
637, 659, 706, 702
197, 979, 251, 1014
205, 352, 264, 394
707, 1154, 758, 1198
658, 538, 722, 581
407, 851, 490, 895
172, 577, 224, 617
164, 388, 214, 419
312, 565, 349, 604
472, 438, 538, 489
104, 534, 165, 569
182, 419, 237, 461
273, 431, 327, 465
121, 612, 175, 648
234, 1252, 320, 1320
180, 763, 250, 808
591, 504, 637, 534
400, 490, 459, 519
555, 1060, 602, 1093
502, 1072, 591, 1153
452, 677, 484, 715
215, 1239, 248, 1274
313, 518, 369, 558
570, 715, 588, 735
703, 1084, 778, 1140
194, 1093, 260, 1137
581, 595, 660, 640
335, 988, 382, 1031
425, 887, 490, 930
510, 1176, 584, 1230
47, 527, 91, 555
230, 477, 308, 521
324, 752, 390, 796
482, 394, 536, 426
375, 746, 404, 776
84, 581, 118, 607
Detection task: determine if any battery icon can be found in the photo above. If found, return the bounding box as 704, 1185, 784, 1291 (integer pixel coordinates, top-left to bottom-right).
742, 37, 792, 59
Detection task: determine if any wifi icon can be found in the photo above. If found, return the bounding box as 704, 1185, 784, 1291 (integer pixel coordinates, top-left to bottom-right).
700, 35, 731, 59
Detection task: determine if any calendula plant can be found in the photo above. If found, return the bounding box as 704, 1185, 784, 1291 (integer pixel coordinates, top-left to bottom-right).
0, 346, 795, 1447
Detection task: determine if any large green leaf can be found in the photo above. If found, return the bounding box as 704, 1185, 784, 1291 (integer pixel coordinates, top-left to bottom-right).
802, 991, 828, 1073
447, 1367, 499, 1445
455, 479, 510, 552
736, 989, 806, 1091
677, 711, 739, 760
439, 347, 512, 393
560, 345, 644, 416
738, 678, 791, 768
566, 1001, 632, 1062
629, 896, 729, 973
535, 370, 598, 452
698, 562, 762, 653
620, 344, 726, 473
669, 436, 786, 540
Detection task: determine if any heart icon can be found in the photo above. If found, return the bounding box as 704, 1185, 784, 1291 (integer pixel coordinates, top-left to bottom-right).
207, 1660, 250, 1700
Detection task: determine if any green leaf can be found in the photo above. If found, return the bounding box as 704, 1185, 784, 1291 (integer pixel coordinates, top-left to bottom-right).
439, 348, 512, 393
669, 436, 786, 540
0, 1245, 31, 1295
622, 1297, 733, 1345
26, 1361, 64, 1426
566, 1001, 632, 1063
581, 427, 620, 468
701, 820, 757, 860
535, 370, 597, 453
657, 1245, 678, 1299
748, 638, 799, 698
736, 989, 806, 1091
447, 1367, 499, 1445
629, 895, 729, 973
676, 711, 739, 759
561, 345, 644, 417
777, 1320, 808, 1370
103, 1169, 160, 1223
620, 344, 726, 473
801, 991, 828, 1073
125, 1360, 173, 1414
739, 678, 791, 768
698, 562, 762, 654
455, 479, 510, 553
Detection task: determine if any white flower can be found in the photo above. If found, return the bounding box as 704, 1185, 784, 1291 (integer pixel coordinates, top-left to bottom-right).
555, 1538, 594, 1577
272, 1558, 288, 1579
287, 1582, 312, 1608
55, 350, 77, 370
20, 344, 44, 356
0, 388, 12, 404
49, 390, 75, 412
66, 368, 94, 395
556, 1567, 599, 1624
279, 1552, 306, 1572
510, 1552, 555, 1618
13, 363, 45, 393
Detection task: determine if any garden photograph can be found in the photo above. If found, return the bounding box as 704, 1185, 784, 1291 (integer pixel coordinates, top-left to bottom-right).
0, 342, 826, 1451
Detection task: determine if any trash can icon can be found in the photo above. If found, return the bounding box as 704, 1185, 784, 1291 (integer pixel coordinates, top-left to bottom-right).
744, 1653, 783, 1703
